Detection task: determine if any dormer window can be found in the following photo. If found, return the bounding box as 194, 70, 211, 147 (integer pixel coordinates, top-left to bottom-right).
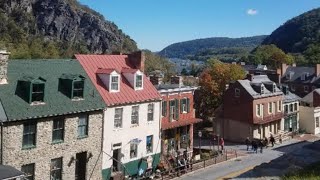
286, 72, 294, 80
261, 84, 265, 94
17, 76, 46, 104
59, 74, 85, 100
301, 73, 309, 81
135, 74, 143, 89
72, 80, 84, 99
111, 75, 119, 91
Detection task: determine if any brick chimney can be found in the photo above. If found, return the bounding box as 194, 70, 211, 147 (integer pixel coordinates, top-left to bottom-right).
128, 51, 145, 72
171, 76, 184, 86
315, 64, 320, 77
281, 63, 288, 76
0, 50, 10, 84
313, 91, 320, 107
149, 75, 163, 85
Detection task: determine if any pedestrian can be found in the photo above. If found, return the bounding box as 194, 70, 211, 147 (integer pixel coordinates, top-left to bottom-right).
258, 140, 264, 153
252, 140, 258, 153
279, 134, 283, 144
219, 137, 225, 151
264, 137, 269, 148
270, 135, 275, 147
245, 137, 251, 151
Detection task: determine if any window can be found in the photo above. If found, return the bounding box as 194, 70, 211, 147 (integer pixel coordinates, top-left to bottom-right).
146, 135, 153, 154
273, 84, 276, 93
180, 98, 190, 113
131, 106, 139, 125
256, 104, 261, 117
162, 101, 167, 117
21, 163, 35, 180
304, 86, 309, 93
73, 81, 84, 99
114, 108, 123, 128
135, 74, 143, 89
294, 103, 298, 111
272, 102, 276, 113
22, 122, 37, 148
316, 117, 320, 128
291, 85, 295, 91
111, 76, 119, 91
268, 102, 272, 114
290, 104, 294, 112
301, 74, 306, 81
130, 143, 138, 158
50, 158, 62, 180
285, 105, 288, 113
278, 101, 282, 112
31, 83, 45, 103
52, 118, 64, 142
261, 85, 265, 94
147, 104, 154, 121
78, 115, 88, 138
169, 99, 179, 121
235, 88, 240, 97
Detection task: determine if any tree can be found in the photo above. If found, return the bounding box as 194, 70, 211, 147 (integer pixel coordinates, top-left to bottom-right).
195, 62, 246, 121
181, 68, 188, 75
250, 44, 293, 68
304, 44, 320, 65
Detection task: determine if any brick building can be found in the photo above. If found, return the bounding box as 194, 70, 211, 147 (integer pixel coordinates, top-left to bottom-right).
222, 75, 284, 142
0, 51, 105, 180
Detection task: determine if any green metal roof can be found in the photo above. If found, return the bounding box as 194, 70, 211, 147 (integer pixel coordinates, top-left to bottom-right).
0, 59, 105, 121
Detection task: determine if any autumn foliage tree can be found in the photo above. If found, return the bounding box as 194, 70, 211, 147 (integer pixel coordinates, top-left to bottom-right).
195, 62, 246, 121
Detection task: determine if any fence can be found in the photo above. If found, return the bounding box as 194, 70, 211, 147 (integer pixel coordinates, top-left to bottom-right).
154, 149, 238, 180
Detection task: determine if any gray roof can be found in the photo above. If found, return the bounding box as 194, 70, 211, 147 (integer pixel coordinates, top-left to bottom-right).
238, 75, 283, 99
0, 165, 24, 179
282, 66, 319, 83
0, 101, 7, 122
155, 84, 198, 92
283, 91, 300, 103
300, 89, 320, 104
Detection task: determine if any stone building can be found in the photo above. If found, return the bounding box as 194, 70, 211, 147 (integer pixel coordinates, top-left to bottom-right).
0, 51, 105, 180
76, 52, 162, 179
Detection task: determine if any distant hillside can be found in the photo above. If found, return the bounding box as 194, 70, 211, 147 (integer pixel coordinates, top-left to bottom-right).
0, 0, 137, 58
262, 8, 320, 54
158, 36, 267, 61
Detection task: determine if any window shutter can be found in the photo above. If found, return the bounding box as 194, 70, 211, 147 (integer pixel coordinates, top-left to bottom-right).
175, 99, 179, 119
180, 99, 183, 113
162, 101, 167, 116
186, 98, 190, 113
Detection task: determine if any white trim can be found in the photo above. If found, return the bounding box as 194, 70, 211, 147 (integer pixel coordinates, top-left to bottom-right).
110, 74, 120, 92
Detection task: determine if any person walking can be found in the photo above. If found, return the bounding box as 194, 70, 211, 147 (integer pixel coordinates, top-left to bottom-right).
220, 137, 225, 151
264, 137, 269, 148
270, 135, 275, 147
245, 137, 251, 151
252, 140, 258, 153
258, 140, 264, 153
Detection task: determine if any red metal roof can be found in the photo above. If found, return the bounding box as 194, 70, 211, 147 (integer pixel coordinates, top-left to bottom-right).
122, 68, 139, 73
75, 54, 161, 106
161, 118, 202, 130
96, 68, 118, 74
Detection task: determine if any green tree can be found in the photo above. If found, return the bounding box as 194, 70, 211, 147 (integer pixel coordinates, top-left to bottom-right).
181, 68, 188, 75
304, 44, 320, 65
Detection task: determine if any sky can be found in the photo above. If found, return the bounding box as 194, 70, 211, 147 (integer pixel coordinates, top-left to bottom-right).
79, 0, 320, 52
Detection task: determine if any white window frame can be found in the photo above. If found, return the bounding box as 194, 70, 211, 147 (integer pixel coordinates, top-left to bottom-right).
147, 103, 154, 122
135, 74, 143, 90
110, 75, 120, 92
131, 106, 139, 125
235, 88, 240, 97
272, 102, 276, 114
256, 104, 261, 117
268, 102, 272, 114
278, 101, 282, 112
181, 98, 187, 113
273, 84, 276, 93
130, 143, 138, 159
114, 108, 123, 128
261, 85, 265, 94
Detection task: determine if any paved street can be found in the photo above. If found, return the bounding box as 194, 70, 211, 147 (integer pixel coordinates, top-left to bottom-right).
177, 135, 320, 180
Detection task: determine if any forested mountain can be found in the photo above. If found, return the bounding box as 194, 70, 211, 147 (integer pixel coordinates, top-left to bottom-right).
262, 8, 320, 54
158, 36, 267, 61
0, 0, 137, 58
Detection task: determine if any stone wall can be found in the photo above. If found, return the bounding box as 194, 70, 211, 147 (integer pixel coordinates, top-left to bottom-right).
2, 111, 103, 180
0, 50, 10, 84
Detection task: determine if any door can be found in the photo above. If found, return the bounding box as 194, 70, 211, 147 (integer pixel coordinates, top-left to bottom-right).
112, 149, 121, 172
75, 152, 87, 180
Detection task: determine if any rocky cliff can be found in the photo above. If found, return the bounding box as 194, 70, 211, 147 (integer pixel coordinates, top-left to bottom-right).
0, 0, 137, 57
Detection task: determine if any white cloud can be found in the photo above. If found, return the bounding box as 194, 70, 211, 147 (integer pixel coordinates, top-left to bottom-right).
247, 9, 258, 16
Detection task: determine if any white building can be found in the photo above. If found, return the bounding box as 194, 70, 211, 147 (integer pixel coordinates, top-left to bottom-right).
76, 52, 162, 179
300, 89, 320, 135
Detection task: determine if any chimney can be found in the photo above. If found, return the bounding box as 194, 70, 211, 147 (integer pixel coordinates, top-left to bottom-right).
281, 63, 288, 76
231, 62, 237, 65
315, 64, 320, 77
171, 76, 183, 86
313, 91, 320, 107
128, 51, 145, 72
149, 75, 163, 85
240, 62, 246, 65
246, 74, 253, 81
0, 50, 10, 84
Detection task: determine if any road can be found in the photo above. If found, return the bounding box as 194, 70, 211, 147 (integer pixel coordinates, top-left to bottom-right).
177, 136, 319, 180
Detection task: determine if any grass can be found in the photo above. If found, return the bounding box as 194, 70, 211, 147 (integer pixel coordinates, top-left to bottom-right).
282, 162, 320, 180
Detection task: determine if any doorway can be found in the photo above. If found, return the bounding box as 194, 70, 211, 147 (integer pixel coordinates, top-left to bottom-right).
112, 149, 121, 172
75, 152, 87, 180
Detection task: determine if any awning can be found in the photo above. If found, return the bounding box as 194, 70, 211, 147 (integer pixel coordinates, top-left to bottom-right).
162, 118, 202, 130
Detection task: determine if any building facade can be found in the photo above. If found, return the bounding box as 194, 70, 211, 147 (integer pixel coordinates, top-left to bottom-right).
76, 52, 162, 179
281, 86, 300, 133
0, 52, 105, 180
222, 75, 285, 142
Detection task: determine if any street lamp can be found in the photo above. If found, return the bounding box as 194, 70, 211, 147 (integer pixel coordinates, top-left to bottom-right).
198, 131, 202, 158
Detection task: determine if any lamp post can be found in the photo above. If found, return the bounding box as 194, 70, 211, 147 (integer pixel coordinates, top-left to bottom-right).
198, 131, 202, 158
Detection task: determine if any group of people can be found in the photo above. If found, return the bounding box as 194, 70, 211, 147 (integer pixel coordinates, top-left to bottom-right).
245, 135, 277, 153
